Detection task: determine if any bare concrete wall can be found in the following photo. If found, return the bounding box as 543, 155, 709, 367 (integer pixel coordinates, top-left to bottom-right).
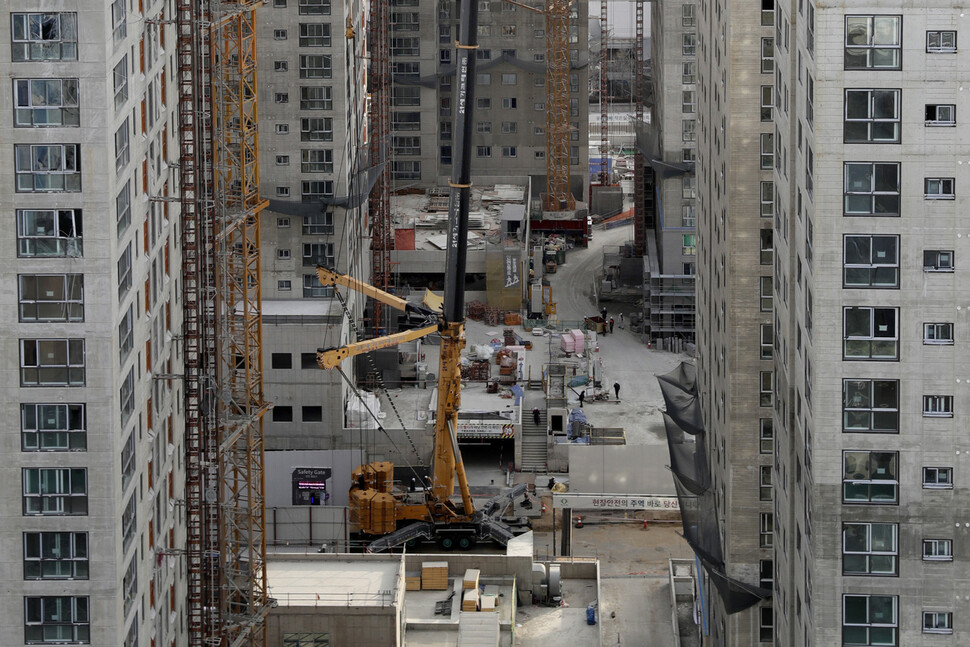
567, 445, 676, 494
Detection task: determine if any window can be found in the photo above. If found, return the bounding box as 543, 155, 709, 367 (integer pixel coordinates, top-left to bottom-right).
760, 276, 773, 311
300, 86, 333, 110
925, 104, 955, 126
477, 146, 492, 158
502, 146, 517, 158
17, 209, 82, 258
18, 275, 84, 322
923, 539, 953, 561
682, 235, 696, 256
760, 323, 773, 359
117, 244, 132, 299
682, 90, 696, 114
303, 406, 323, 422
844, 162, 900, 216
122, 557, 136, 615
476, 98, 491, 110
922, 395, 953, 417
682, 3, 696, 27
760, 419, 773, 453
923, 466, 953, 488
116, 181, 131, 237
760, 371, 773, 407
760, 182, 774, 217
299, 23, 331, 46
277, 218, 291, 228
843, 595, 897, 647
276, 155, 290, 165
118, 306, 133, 363
302, 242, 334, 267
760, 229, 773, 266
275, 60, 288, 71
535, 151, 545, 160
391, 161, 420, 180
923, 323, 954, 345
923, 612, 953, 634
843, 380, 898, 432
759, 466, 772, 501
924, 177, 954, 199
392, 136, 420, 156
761, 37, 774, 73
111, 0, 127, 44
844, 16, 902, 69
682, 119, 696, 142
391, 37, 419, 56
11, 13, 78, 62
15, 144, 81, 192
276, 187, 290, 197
924, 250, 954, 272
843, 235, 899, 288
502, 98, 517, 109
301, 353, 319, 369
682, 205, 696, 227
23, 468, 87, 515
279, 280, 292, 291
682, 61, 696, 84
391, 87, 420, 107
843, 451, 898, 504
120, 435, 135, 492
760, 607, 773, 643
502, 73, 517, 86
303, 274, 333, 298
682, 33, 696, 56
14, 79, 80, 127
501, 121, 517, 134
24, 532, 88, 580
440, 49, 452, 64
282, 634, 330, 647
843, 523, 897, 575
21, 339, 85, 386
392, 61, 420, 79
273, 406, 294, 422
271, 353, 292, 369
299, 55, 332, 78
276, 123, 289, 134
760, 86, 773, 121
439, 25, 451, 43
274, 29, 288, 40
759, 560, 773, 589
534, 102, 545, 111
476, 73, 491, 85
25, 596, 90, 644
760, 133, 773, 169
21, 404, 86, 452
844, 89, 900, 143
926, 30, 957, 53
301, 149, 333, 173
759, 512, 773, 547
502, 25, 516, 36
120, 368, 134, 424
114, 121, 129, 172
303, 212, 334, 235
301, 180, 334, 202
275, 92, 289, 104
299, 0, 331, 14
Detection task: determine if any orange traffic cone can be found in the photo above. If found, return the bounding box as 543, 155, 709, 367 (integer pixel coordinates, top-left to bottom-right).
575, 515, 583, 528
642, 519, 649, 530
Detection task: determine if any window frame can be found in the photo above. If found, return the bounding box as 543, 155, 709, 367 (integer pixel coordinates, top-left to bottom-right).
842, 379, 899, 433
23, 532, 88, 580
842, 450, 899, 504
844, 15, 902, 70
843, 89, 901, 144
22, 468, 88, 516
842, 594, 898, 647
923, 322, 954, 345
925, 103, 956, 126
16, 209, 83, 258
14, 143, 82, 193
843, 306, 899, 360
926, 30, 957, 53
18, 274, 84, 322
924, 177, 955, 199
299, 0, 331, 15
11, 13, 79, 62
20, 338, 86, 386
843, 234, 899, 288
299, 54, 332, 79
842, 522, 898, 576
922, 611, 953, 634
923, 250, 954, 272
759, 418, 773, 454
24, 596, 90, 644
922, 539, 953, 561
759, 512, 773, 548
843, 162, 900, 216
922, 466, 953, 489
922, 394, 953, 417
14, 78, 80, 127
21, 404, 86, 452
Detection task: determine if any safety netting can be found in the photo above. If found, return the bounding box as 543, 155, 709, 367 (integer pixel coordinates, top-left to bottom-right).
658, 362, 772, 614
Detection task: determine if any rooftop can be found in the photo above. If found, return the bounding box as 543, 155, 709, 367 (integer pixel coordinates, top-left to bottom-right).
266, 554, 402, 608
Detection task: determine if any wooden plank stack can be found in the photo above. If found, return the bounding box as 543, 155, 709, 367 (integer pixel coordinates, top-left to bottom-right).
405, 571, 421, 591
461, 587, 480, 612
421, 561, 449, 590
462, 568, 480, 591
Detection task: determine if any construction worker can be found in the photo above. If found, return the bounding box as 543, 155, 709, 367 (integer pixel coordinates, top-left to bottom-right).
613, 381, 621, 400
532, 407, 541, 426
609, 317, 615, 333
601, 306, 608, 321
618, 312, 624, 329
578, 390, 585, 408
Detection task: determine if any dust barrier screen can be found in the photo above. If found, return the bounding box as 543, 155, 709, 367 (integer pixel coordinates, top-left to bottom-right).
658, 362, 771, 614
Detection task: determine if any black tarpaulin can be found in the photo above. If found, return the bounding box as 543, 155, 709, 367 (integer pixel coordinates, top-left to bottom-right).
664, 413, 710, 492
266, 163, 387, 215
658, 363, 704, 435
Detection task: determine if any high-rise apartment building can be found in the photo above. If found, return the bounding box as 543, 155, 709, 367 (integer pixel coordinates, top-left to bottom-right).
692, 0, 776, 642
772, 2, 969, 645
388, 0, 589, 192
256, 0, 371, 448
0, 3, 187, 646
646, 0, 698, 344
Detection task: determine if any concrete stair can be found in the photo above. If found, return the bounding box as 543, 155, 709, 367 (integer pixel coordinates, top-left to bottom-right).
520, 410, 548, 472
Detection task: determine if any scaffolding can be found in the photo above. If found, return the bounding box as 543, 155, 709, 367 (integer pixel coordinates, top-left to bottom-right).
633, 0, 646, 256
179, 0, 270, 645
369, 0, 392, 329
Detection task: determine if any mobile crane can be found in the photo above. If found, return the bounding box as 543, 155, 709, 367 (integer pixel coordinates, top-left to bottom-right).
316, 0, 525, 552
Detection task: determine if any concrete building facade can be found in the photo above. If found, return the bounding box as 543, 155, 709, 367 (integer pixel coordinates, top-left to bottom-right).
692, 0, 775, 642
772, 2, 970, 646
0, 2, 187, 645
646, 0, 698, 344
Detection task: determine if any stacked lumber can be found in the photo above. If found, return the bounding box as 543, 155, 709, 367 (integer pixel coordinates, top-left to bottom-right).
480, 595, 496, 612
405, 571, 421, 591
462, 588, 480, 612
462, 569, 480, 591
421, 561, 449, 590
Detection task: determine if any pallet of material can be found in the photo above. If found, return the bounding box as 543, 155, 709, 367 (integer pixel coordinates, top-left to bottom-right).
421, 561, 449, 590
479, 595, 496, 612
461, 588, 480, 612
405, 571, 421, 591
462, 568, 480, 590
